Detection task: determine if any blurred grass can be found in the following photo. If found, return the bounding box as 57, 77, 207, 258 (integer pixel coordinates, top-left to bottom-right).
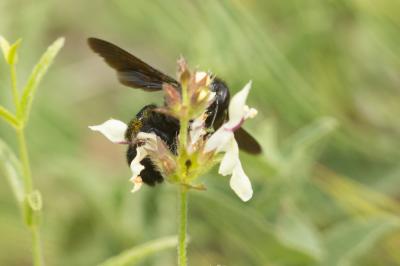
0, 0, 400, 265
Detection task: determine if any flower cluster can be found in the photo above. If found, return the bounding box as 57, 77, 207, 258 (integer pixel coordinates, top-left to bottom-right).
89, 59, 258, 201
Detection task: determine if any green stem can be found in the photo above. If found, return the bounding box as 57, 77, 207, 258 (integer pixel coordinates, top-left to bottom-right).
16, 128, 44, 266
176, 65, 191, 265
31, 226, 44, 266
17, 128, 32, 192
179, 117, 189, 157
179, 81, 189, 156
178, 79, 190, 180
178, 186, 188, 266
10, 64, 20, 115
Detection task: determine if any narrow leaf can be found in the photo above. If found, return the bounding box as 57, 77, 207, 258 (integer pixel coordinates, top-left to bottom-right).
314, 166, 400, 217
193, 191, 315, 265
276, 202, 323, 259
322, 217, 399, 266
283, 117, 338, 156
20, 37, 64, 121
98, 236, 177, 266
0, 138, 24, 204
7, 39, 21, 65
0, 35, 10, 63
0, 105, 19, 128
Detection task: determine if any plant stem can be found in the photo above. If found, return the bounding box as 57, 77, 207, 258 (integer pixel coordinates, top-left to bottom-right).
179, 82, 189, 157
178, 117, 189, 157
16, 128, 44, 266
17, 128, 32, 191
10, 64, 20, 115
176, 64, 191, 265
31, 226, 44, 266
178, 186, 188, 266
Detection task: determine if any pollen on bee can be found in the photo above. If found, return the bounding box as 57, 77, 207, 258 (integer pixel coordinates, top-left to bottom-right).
132, 120, 142, 132
125, 118, 144, 141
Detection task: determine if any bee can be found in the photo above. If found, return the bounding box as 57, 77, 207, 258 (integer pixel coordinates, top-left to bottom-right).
88, 38, 261, 186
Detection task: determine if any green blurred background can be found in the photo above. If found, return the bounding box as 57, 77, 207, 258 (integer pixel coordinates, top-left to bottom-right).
1, 0, 400, 265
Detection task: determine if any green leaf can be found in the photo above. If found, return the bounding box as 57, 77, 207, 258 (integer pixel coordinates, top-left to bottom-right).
0, 35, 10, 63
0, 138, 24, 204
321, 217, 399, 266
280, 117, 338, 181
7, 39, 21, 65
0, 105, 19, 128
193, 191, 316, 265
0, 37, 21, 65
98, 236, 177, 266
276, 202, 323, 260
283, 117, 338, 156
19, 37, 64, 122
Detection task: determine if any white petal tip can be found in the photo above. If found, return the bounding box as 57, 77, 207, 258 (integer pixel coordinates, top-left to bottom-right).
243, 80, 252, 93
195, 71, 207, 82
238, 191, 253, 202
230, 163, 253, 202
130, 176, 143, 193
88, 119, 128, 143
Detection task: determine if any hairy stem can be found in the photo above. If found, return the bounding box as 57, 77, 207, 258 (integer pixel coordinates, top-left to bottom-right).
16, 128, 44, 266
177, 76, 190, 265
178, 186, 188, 266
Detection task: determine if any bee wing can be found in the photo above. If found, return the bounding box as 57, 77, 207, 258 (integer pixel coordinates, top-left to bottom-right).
234, 127, 262, 154
88, 38, 179, 91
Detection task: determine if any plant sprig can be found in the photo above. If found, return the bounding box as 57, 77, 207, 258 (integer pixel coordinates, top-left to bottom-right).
0, 35, 64, 266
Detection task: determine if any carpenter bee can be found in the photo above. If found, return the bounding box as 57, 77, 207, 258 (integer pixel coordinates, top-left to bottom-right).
88, 38, 261, 186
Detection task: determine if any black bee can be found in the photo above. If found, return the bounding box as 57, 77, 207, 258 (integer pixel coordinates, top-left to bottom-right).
88, 38, 261, 186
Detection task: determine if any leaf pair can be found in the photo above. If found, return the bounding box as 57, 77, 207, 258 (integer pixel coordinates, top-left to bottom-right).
0, 36, 64, 127
0, 138, 42, 225
0, 36, 21, 65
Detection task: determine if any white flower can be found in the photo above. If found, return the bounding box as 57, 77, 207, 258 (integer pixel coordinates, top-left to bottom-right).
188, 113, 207, 153
129, 132, 162, 193
129, 145, 147, 193
195, 71, 208, 83
204, 81, 257, 202
89, 119, 160, 193
128, 132, 158, 193
89, 119, 128, 144
230, 161, 253, 201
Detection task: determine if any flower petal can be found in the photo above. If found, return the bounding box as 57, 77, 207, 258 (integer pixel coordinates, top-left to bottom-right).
130, 176, 143, 193
219, 138, 239, 176
195, 71, 208, 83
130, 146, 147, 178
190, 114, 207, 146
137, 132, 158, 151
204, 128, 233, 153
230, 161, 253, 202
227, 81, 252, 126
89, 119, 127, 143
